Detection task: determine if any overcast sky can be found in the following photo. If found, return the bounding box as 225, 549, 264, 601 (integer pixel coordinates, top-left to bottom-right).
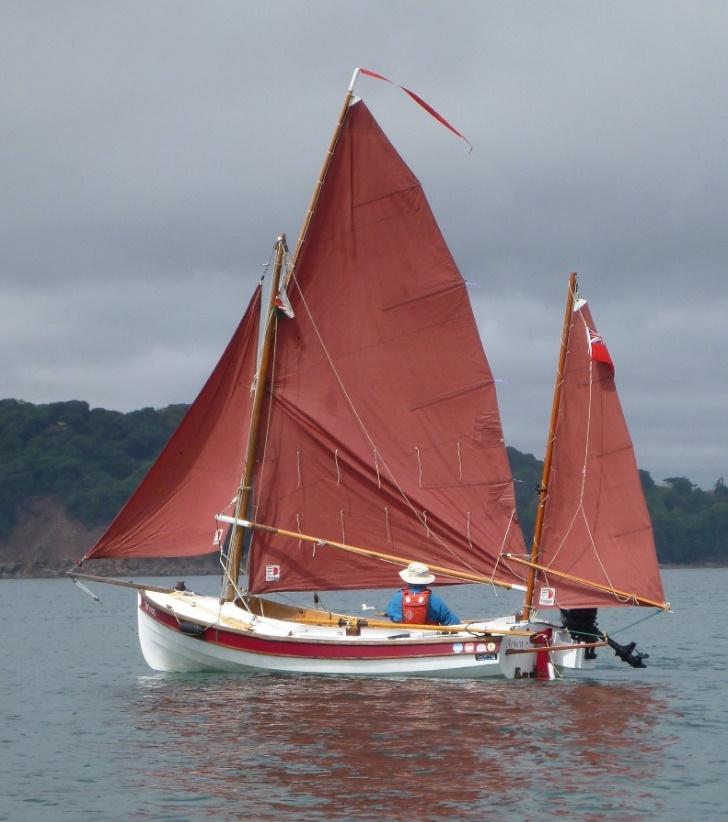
2, 1, 726, 489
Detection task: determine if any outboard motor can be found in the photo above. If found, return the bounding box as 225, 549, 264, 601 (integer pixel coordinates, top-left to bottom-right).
604, 637, 649, 669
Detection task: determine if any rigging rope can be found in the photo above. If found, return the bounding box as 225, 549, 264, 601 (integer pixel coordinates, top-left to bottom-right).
612, 606, 668, 635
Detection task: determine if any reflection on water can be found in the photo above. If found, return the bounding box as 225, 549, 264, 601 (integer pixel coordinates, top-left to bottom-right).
122, 674, 671, 820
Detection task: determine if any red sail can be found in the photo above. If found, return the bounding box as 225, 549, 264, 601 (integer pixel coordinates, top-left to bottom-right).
533, 300, 665, 609
248, 101, 525, 594
82, 287, 262, 560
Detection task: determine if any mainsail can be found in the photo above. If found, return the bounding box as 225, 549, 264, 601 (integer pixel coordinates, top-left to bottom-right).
81, 287, 262, 560
532, 298, 665, 609
247, 101, 525, 594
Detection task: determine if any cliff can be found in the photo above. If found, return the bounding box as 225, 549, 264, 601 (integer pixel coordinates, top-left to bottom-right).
0, 496, 218, 579
0, 400, 725, 576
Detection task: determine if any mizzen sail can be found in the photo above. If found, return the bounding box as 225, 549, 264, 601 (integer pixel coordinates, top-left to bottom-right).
247, 100, 525, 594
81, 286, 262, 560
533, 298, 665, 609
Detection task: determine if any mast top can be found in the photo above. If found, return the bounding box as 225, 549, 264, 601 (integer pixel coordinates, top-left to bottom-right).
348, 67, 362, 94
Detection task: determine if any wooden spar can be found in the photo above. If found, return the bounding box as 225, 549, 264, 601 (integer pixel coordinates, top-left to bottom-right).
223, 235, 288, 602
67, 571, 181, 595
284, 77, 357, 289
519, 272, 578, 621
504, 641, 609, 655
507, 554, 671, 610
220, 516, 526, 593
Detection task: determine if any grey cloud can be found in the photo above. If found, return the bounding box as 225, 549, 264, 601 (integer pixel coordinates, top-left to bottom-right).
2, 1, 726, 488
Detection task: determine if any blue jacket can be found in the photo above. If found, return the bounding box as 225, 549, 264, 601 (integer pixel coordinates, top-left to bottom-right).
384, 584, 460, 626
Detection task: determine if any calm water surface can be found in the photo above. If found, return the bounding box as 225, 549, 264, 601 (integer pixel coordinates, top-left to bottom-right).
1, 568, 725, 820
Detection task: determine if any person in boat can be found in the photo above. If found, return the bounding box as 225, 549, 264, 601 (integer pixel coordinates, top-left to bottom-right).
385, 561, 460, 626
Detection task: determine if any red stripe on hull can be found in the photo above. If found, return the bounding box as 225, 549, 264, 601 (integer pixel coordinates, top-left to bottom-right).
140, 595, 500, 661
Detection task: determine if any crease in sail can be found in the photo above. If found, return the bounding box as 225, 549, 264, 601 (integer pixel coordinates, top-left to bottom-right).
247, 100, 525, 595
534, 299, 665, 608
380, 281, 464, 311
410, 381, 494, 411
82, 286, 263, 561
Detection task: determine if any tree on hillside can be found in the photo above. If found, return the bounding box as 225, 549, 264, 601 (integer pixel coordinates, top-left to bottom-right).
0, 400, 185, 538
0, 400, 725, 565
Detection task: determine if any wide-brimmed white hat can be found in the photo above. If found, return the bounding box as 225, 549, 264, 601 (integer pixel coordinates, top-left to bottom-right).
399, 561, 435, 585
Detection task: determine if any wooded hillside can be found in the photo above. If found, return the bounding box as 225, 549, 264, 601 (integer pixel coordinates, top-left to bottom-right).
0, 399, 725, 576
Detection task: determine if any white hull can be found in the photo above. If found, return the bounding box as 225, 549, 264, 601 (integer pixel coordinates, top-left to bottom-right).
137, 589, 596, 679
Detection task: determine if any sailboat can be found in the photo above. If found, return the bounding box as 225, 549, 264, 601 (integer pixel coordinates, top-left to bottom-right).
71, 70, 668, 679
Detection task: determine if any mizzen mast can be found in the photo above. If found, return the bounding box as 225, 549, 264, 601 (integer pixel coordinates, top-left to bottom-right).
519, 272, 578, 620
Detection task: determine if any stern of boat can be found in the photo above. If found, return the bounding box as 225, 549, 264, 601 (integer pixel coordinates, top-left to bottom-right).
549, 628, 599, 672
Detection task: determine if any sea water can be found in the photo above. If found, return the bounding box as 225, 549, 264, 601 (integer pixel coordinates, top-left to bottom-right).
1, 568, 725, 821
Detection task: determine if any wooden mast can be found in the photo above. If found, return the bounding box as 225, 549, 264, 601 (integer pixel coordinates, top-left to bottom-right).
284, 69, 359, 289
223, 73, 360, 601
519, 272, 578, 620
223, 235, 287, 601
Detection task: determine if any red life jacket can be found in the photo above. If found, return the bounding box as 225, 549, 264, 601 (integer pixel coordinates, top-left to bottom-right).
402, 588, 433, 624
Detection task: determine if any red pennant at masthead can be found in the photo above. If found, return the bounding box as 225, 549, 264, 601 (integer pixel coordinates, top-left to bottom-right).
358, 68, 473, 152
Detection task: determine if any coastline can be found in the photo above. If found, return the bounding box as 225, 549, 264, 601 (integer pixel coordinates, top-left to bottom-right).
2, 559, 724, 581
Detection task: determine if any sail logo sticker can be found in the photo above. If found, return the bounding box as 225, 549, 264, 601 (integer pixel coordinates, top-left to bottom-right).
452, 643, 464, 654
265, 564, 281, 582
539, 587, 556, 606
